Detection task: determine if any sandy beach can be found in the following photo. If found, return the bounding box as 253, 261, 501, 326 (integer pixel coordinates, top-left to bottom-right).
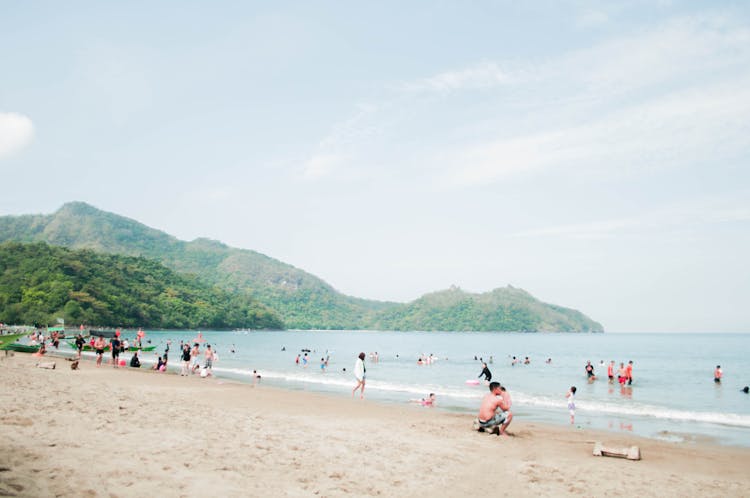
1, 352, 749, 498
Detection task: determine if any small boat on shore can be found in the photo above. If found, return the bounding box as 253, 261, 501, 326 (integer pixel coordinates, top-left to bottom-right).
66, 341, 157, 352
2, 343, 42, 353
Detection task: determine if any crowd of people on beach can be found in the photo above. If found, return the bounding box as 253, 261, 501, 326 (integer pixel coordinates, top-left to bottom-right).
15, 328, 750, 438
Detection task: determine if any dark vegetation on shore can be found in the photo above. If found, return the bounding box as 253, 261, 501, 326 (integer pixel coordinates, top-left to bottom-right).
0, 202, 603, 332
0, 242, 283, 330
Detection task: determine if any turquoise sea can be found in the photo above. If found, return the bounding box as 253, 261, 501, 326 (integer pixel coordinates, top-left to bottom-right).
76, 330, 750, 447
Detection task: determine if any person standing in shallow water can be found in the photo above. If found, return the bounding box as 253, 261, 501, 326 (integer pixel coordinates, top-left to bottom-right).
714, 365, 723, 383
478, 362, 492, 382
352, 352, 366, 399
626, 360, 634, 385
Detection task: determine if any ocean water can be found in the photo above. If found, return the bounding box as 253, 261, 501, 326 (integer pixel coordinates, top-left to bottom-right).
78, 330, 750, 447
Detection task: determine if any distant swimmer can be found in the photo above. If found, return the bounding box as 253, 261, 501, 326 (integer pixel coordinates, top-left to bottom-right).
410, 393, 436, 406
742, 386, 749, 394
714, 365, 723, 383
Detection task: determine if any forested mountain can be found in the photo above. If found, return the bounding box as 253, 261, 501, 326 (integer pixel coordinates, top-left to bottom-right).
0, 202, 390, 329
0, 202, 604, 332
0, 242, 283, 329
372, 286, 602, 332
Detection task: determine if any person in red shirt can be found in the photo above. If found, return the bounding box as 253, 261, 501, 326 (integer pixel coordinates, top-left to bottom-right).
625, 360, 634, 385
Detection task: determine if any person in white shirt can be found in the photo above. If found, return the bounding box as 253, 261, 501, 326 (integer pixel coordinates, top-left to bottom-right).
352, 352, 366, 399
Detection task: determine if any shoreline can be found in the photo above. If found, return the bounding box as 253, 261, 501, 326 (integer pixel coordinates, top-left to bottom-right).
32, 347, 750, 449
2, 352, 749, 497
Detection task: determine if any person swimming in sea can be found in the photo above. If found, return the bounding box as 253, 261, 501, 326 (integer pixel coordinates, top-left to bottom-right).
410, 393, 436, 406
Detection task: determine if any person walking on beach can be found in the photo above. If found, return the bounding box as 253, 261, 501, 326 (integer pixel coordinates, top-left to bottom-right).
190, 343, 200, 374
94, 335, 105, 367
180, 344, 191, 376
566, 386, 577, 424
714, 365, 723, 383
352, 352, 366, 399
74, 333, 85, 360
204, 344, 214, 374
478, 362, 492, 382
111, 335, 121, 367
607, 361, 615, 384
477, 382, 513, 435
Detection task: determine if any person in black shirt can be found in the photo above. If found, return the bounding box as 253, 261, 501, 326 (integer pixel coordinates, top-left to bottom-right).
478, 362, 492, 382
180, 344, 191, 376
74, 334, 85, 359
129, 351, 141, 368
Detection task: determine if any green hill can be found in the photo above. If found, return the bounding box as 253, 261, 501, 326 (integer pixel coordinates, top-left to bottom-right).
372, 285, 602, 332
0, 202, 604, 332
0, 241, 283, 329
0, 202, 391, 329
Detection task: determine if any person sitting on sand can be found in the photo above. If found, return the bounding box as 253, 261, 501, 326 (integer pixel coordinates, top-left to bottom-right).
154, 356, 165, 371
129, 351, 141, 368
411, 393, 436, 406
477, 382, 513, 435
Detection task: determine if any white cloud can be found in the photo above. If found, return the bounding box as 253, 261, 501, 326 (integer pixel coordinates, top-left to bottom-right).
438, 76, 750, 188
302, 153, 345, 179
399, 61, 514, 93
575, 9, 609, 28
431, 14, 750, 188
0, 112, 34, 159
302, 12, 750, 190
510, 196, 750, 240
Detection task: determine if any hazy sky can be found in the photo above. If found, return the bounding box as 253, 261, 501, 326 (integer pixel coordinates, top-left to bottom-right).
2, 1, 749, 332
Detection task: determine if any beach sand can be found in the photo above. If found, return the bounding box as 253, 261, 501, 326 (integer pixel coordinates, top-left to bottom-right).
1, 353, 749, 497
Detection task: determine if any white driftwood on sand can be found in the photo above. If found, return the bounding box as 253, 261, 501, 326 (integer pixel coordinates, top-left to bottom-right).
593, 441, 641, 460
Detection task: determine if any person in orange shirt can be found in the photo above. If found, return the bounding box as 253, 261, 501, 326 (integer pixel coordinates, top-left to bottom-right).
626, 360, 634, 385
714, 365, 722, 383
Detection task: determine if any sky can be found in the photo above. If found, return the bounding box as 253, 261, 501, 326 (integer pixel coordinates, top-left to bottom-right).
1, 1, 749, 332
